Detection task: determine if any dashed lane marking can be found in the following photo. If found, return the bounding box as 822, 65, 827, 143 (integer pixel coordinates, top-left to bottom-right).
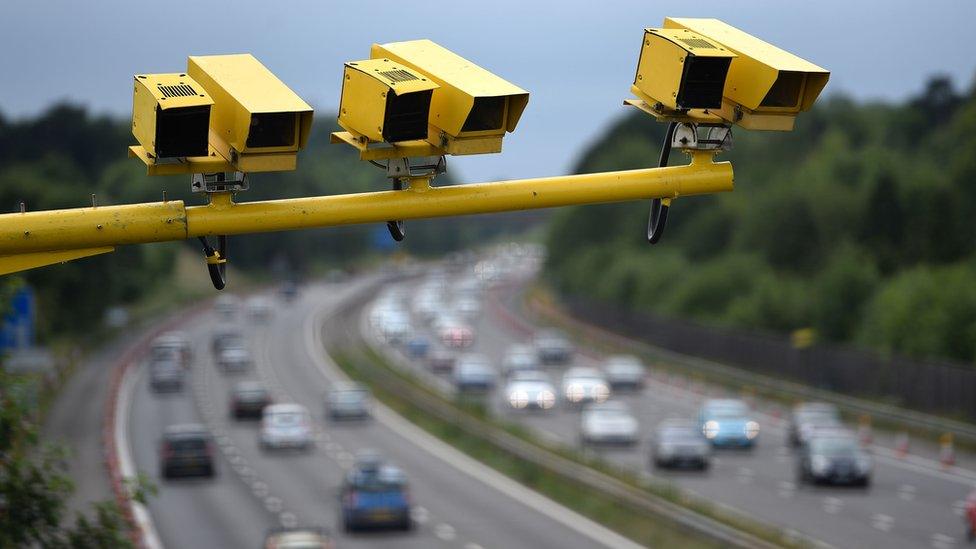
434, 523, 456, 541
871, 513, 894, 532
932, 533, 957, 549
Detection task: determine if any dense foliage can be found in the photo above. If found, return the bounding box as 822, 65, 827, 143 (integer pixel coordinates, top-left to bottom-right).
0, 105, 527, 339
545, 76, 976, 362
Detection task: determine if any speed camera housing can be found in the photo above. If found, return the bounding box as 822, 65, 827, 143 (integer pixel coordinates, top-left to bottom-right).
188, 54, 314, 172
664, 17, 829, 131
131, 73, 213, 160
338, 59, 439, 144
370, 39, 529, 155
631, 28, 735, 112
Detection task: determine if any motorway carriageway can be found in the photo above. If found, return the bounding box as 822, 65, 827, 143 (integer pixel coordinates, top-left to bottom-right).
121, 275, 639, 548
370, 264, 976, 549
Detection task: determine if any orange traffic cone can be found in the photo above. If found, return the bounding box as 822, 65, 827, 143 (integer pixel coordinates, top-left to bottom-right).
940, 433, 956, 469
895, 431, 910, 458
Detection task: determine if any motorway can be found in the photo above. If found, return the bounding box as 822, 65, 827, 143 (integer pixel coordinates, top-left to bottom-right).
121, 275, 637, 548
369, 260, 976, 549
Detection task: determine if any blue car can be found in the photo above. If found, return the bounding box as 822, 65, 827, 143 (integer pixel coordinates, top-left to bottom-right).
340, 457, 412, 532
698, 398, 760, 448
405, 335, 431, 359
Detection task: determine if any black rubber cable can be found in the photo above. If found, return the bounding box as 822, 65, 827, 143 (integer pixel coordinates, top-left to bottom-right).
647, 121, 677, 244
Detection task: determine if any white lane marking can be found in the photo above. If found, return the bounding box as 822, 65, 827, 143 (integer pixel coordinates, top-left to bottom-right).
303, 295, 643, 549
252, 481, 270, 498
822, 497, 843, 514
116, 360, 164, 549
434, 523, 456, 541
778, 480, 795, 498
871, 513, 894, 532
264, 496, 283, 513
280, 512, 298, 528
736, 467, 754, 484
897, 484, 916, 502
410, 506, 430, 524
932, 532, 957, 549
464, 544, 485, 549
953, 500, 967, 517
335, 450, 354, 469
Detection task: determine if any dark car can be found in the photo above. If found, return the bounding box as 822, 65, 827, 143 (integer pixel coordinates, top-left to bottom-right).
211, 328, 245, 357
327, 382, 372, 421
149, 360, 185, 393
340, 454, 412, 532
427, 349, 455, 374
230, 381, 272, 419
796, 431, 872, 487
651, 419, 711, 470
788, 402, 842, 447
533, 329, 574, 365
159, 424, 215, 479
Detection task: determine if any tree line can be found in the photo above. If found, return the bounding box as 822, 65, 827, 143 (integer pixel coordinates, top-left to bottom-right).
544, 75, 976, 363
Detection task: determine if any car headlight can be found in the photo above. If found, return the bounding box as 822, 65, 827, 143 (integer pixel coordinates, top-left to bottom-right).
537, 390, 555, 409
703, 420, 720, 439
508, 390, 528, 409
745, 421, 760, 439
811, 455, 829, 474
565, 384, 583, 402
593, 384, 610, 403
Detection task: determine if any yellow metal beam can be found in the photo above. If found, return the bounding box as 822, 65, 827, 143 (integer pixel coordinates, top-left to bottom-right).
0, 151, 732, 265
0, 247, 115, 275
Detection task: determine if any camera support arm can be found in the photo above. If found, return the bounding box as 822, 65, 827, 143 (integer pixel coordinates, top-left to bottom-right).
0, 149, 732, 277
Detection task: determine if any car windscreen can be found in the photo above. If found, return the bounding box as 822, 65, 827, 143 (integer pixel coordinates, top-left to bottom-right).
809, 437, 858, 457
269, 413, 304, 427
333, 391, 367, 404
660, 428, 701, 442
168, 438, 207, 451
237, 390, 268, 401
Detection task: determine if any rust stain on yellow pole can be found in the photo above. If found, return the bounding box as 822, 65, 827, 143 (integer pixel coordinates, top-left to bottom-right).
0, 153, 732, 261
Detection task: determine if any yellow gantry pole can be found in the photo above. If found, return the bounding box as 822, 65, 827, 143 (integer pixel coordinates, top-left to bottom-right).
0, 151, 732, 272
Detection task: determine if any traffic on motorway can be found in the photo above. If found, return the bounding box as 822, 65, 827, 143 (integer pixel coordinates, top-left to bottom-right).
127, 266, 632, 549
364, 244, 976, 549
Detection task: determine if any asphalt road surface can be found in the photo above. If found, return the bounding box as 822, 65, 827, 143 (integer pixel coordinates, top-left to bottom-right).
123, 276, 636, 548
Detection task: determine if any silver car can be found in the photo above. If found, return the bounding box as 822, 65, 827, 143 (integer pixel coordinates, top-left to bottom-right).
651, 419, 711, 470
327, 382, 372, 421
217, 347, 252, 373
580, 401, 639, 446
504, 370, 556, 410
603, 355, 645, 391
260, 403, 313, 451
560, 367, 610, 406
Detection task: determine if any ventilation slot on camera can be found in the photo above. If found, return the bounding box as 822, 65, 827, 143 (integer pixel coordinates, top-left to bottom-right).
380, 69, 419, 83
679, 38, 717, 50
158, 84, 199, 98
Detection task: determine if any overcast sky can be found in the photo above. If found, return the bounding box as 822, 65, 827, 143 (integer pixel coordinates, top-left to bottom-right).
2, 0, 974, 182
